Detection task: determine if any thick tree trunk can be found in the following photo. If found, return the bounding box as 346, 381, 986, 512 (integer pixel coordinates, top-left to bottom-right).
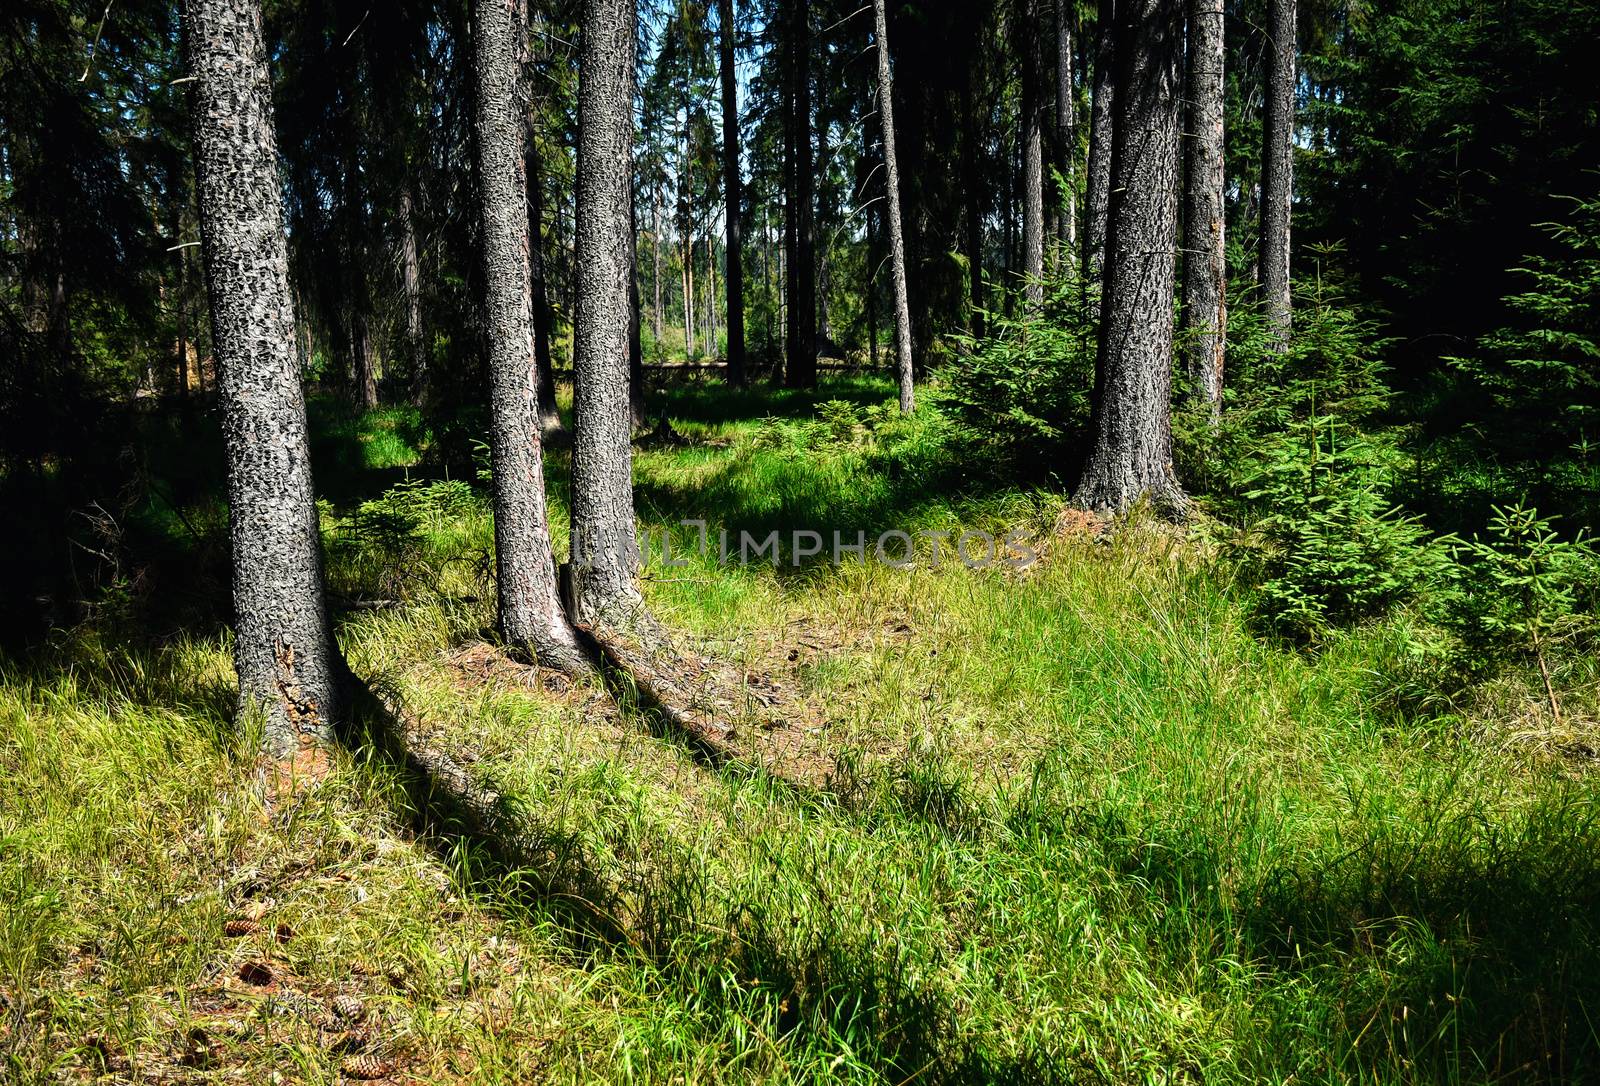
1260, 0, 1295, 350
570, 0, 645, 630
1055, 0, 1078, 267
1181, 0, 1226, 420
718, 0, 746, 385
471, 0, 589, 673
184, 0, 340, 753
1073, 0, 1186, 516
1083, 0, 1115, 281
873, 0, 915, 413
784, 0, 817, 388
1021, 0, 1046, 306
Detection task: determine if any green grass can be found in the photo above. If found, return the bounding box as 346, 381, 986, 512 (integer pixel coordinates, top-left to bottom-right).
3, 379, 1598, 1083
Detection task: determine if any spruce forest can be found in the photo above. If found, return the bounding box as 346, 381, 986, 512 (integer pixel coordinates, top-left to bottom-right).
5, 0, 1600, 1081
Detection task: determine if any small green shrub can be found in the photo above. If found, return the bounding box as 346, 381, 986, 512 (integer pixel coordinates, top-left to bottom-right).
937, 276, 1096, 476
1234, 417, 1447, 641
1442, 504, 1598, 707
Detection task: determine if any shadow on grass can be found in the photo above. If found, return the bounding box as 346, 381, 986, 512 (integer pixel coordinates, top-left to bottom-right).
1009, 768, 1600, 1081
342, 668, 1058, 1084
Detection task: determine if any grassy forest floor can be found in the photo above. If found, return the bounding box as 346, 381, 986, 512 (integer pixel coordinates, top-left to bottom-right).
4, 377, 1600, 1084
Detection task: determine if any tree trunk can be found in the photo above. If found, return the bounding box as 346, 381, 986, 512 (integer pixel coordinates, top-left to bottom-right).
174, 201, 191, 398
400, 184, 426, 405
185, 0, 340, 753
682, 124, 697, 359
525, 128, 562, 432
681, 217, 693, 358
1021, 0, 1046, 306
718, 0, 746, 385
784, 0, 817, 388
1004, 137, 1017, 318
707, 233, 719, 354
1180, 0, 1225, 421
570, 0, 645, 630
1073, 0, 1186, 515
873, 0, 915, 413
867, 222, 879, 369
1260, 0, 1295, 350
782, 93, 797, 382
960, 77, 986, 338
471, 0, 589, 673
1055, 0, 1078, 267
629, 193, 646, 427
652, 186, 664, 353
1083, 0, 1115, 281
355, 308, 378, 409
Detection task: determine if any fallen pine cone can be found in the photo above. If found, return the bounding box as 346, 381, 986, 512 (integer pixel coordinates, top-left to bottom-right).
273, 923, 295, 944
340, 1053, 394, 1080
330, 995, 366, 1023
237, 960, 274, 987
223, 918, 260, 937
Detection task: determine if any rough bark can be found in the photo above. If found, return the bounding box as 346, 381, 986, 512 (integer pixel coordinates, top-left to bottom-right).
570, 0, 646, 630
719, 0, 746, 385
399, 184, 427, 405
873, 0, 915, 413
1073, 0, 1187, 516
629, 194, 646, 427
784, 0, 817, 388
1021, 0, 1046, 306
1055, 0, 1078, 266
1181, 0, 1226, 421
184, 0, 340, 753
1260, 0, 1295, 350
1083, 0, 1116, 280
471, 0, 589, 673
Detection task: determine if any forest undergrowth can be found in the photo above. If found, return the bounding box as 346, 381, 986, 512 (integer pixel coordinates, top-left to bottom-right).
4, 377, 1600, 1084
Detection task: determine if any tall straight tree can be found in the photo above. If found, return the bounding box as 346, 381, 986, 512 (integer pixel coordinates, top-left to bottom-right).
1055, 0, 1078, 266
1083, 0, 1116, 279
472, 0, 589, 672
522, 0, 562, 434
872, 0, 914, 413
1020, 0, 1046, 305
570, 0, 645, 629
1260, 0, 1295, 349
184, 0, 339, 752
784, 0, 817, 388
1073, 0, 1186, 514
717, 0, 746, 385
1181, 0, 1225, 419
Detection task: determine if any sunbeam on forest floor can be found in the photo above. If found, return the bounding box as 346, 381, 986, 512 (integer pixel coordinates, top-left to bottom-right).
4, 380, 1600, 1084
